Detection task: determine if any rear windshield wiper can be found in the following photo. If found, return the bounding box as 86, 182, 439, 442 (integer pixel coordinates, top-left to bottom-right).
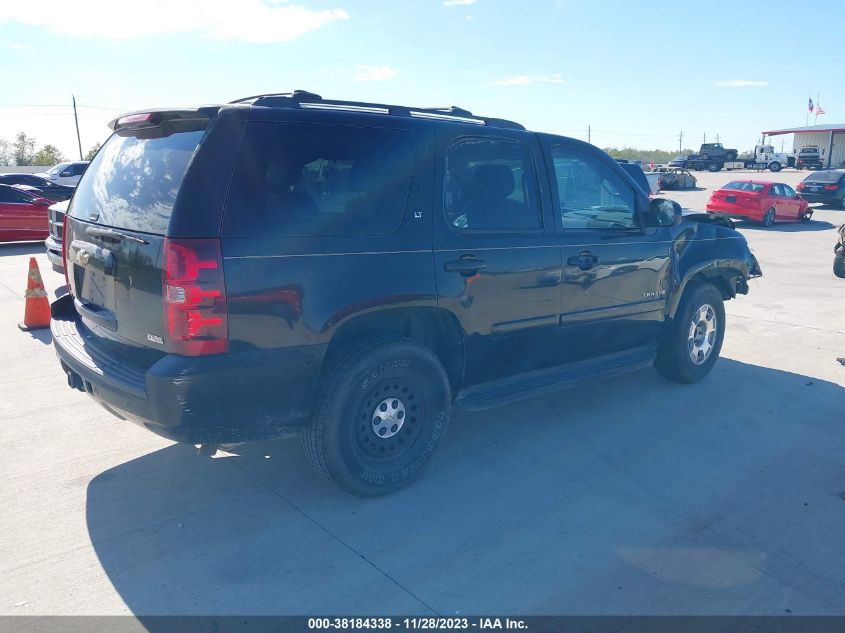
86, 226, 149, 245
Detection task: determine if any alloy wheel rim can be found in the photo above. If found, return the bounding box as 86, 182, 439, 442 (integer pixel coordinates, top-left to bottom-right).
688, 304, 717, 365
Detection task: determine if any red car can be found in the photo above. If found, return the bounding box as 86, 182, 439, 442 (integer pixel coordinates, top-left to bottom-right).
0, 184, 52, 242
706, 180, 811, 227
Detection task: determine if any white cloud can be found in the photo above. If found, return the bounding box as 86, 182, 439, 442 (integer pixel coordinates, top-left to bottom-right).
715, 80, 768, 87
0, 1, 349, 43
443, 0, 476, 6
7, 42, 30, 50
488, 73, 566, 86
354, 65, 399, 82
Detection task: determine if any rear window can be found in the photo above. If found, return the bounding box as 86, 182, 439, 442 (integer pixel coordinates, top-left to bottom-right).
801, 171, 843, 183
724, 181, 764, 192
223, 121, 417, 237
69, 123, 204, 234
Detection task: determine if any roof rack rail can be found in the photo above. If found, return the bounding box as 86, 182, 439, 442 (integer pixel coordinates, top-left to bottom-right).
228, 90, 525, 130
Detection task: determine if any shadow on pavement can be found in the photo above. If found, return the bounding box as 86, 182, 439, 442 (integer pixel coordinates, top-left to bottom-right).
738, 219, 836, 232
0, 242, 44, 257
86, 358, 845, 618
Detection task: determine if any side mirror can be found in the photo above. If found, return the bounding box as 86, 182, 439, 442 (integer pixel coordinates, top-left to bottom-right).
648, 198, 683, 227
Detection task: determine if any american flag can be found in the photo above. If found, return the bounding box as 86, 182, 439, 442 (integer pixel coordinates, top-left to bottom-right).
809, 98, 814, 113
816, 104, 826, 115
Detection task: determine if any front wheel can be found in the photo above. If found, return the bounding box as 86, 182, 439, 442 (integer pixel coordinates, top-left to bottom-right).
708, 162, 721, 172
654, 283, 726, 384
769, 162, 782, 172
834, 253, 845, 278
303, 337, 451, 496
762, 208, 776, 227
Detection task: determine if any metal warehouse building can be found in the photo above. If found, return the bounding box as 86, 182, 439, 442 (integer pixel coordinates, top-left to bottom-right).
762, 124, 845, 169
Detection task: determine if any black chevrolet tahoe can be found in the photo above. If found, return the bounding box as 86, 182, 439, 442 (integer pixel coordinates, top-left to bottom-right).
51, 91, 762, 495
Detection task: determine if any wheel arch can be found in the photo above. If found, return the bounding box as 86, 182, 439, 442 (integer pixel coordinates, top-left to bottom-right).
325, 307, 466, 394
667, 264, 747, 320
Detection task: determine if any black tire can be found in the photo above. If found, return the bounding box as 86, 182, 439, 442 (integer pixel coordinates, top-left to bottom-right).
762, 208, 776, 227
701, 153, 710, 160
800, 209, 813, 222
302, 337, 451, 496
708, 162, 721, 172
769, 162, 782, 172
834, 254, 845, 278
654, 283, 726, 384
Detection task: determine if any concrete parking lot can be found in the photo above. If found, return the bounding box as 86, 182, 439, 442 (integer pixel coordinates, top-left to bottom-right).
1, 168, 844, 616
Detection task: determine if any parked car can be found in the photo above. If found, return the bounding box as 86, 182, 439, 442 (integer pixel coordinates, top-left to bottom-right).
0, 173, 75, 201
617, 161, 653, 197
668, 155, 688, 168
834, 224, 845, 278
45, 199, 69, 272
38, 161, 89, 187
706, 180, 811, 226
0, 184, 51, 242
51, 91, 761, 496
796, 170, 845, 208
653, 168, 697, 190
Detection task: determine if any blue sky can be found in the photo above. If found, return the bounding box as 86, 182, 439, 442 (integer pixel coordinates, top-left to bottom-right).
1, 0, 843, 160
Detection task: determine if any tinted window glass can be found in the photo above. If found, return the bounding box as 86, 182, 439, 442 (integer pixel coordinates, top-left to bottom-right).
73, 163, 88, 176
552, 146, 637, 230
769, 184, 784, 196
224, 122, 417, 237
801, 171, 844, 184
782, 184, 796, 197
69, 124, 204, 234
0, 187, 14, 203
444, 138, 540, 231
724, 181, 764, 192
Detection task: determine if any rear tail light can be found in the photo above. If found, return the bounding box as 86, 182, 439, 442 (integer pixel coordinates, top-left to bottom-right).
825, 184, 838, 191
796, 182, 805, 190
163, 238, 228, 356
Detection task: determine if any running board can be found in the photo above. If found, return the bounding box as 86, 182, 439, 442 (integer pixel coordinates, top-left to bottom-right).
456, 346, 657, 412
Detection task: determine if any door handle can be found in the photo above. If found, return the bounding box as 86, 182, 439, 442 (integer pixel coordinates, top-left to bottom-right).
567, 252, 599, 271
444, 258, 487, 276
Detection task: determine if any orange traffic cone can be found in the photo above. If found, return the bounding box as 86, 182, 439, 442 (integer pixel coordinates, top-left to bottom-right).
18, 257, 51, 331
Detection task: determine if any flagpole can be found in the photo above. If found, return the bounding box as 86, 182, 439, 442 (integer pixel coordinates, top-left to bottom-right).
806, 91, 810, 126
815, 93, 819, 125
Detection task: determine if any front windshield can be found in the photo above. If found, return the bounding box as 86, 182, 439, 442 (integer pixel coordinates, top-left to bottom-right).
46, 162, 69, 176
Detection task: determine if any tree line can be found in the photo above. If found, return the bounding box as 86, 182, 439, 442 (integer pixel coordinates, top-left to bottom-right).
602, 147, 696, 165
0, 132, 101, 166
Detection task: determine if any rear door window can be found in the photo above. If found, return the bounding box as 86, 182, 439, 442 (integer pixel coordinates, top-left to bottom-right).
69, 123, 205, 234
223, 121, 418, 237
443, 137, 541, 232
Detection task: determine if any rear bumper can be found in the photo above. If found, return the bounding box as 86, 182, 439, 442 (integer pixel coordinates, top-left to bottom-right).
800, 192, 840, 205
705, 205, 764, 222
51, 294, 324, 444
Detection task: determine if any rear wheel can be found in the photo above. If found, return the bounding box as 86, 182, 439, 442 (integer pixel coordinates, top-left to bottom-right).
303, 337, 451, 496
835, 253, 845, 278
655, 283, 725, 384
762, 208, 776, 227
708, 162, 720, 172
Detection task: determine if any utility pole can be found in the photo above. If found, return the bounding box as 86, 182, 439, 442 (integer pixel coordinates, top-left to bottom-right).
716, 133, 720, 143
679, 131, 683, 153
703, 132, 706, 145
587, 125, 591, 144
72, 95, 83, 160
